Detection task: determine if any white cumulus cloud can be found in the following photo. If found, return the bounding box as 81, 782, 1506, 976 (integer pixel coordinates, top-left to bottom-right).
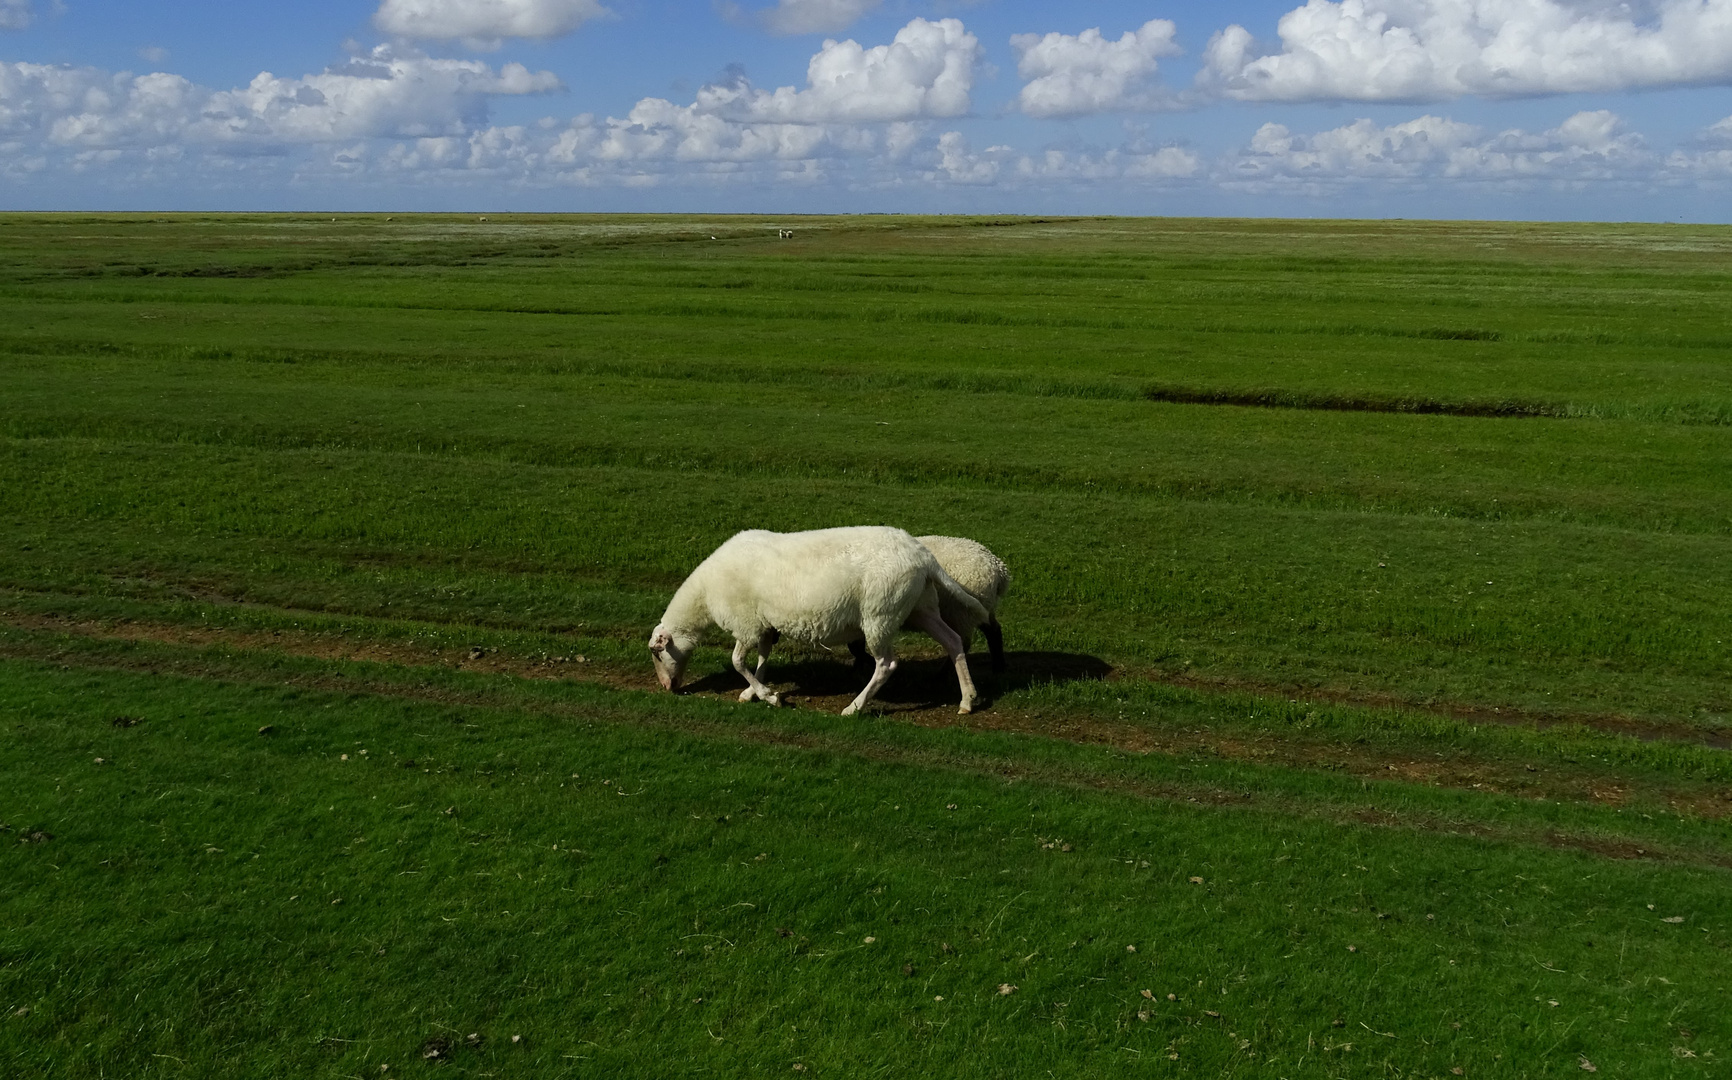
1014, 145, 1200, 181
1227, 109, 1656, 188
707, 16, 980, 123
0, 20, 991, 189
1667, 119, 1732, 176
1011, 20, 1182, 117
587, 13, 977, 160
1, 0, 35, 31
0, 47, 560, 149
0, 0, 58, 31
932, 130, 1006, 183
1201, 0, 1732, 102
479, 19, 977, 169
926, 131, 1200, 187
374, 0, 609, 45
584, 100, 838, 163
747, 0, 881, 36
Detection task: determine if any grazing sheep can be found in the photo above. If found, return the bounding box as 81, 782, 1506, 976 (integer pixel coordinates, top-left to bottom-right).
648, 526, 989, 715
844, 535, 1011, 672
918, 535, 1011, 669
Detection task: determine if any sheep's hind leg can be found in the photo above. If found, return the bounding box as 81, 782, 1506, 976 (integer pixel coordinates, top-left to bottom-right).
908, 608, 978, 714
982, 617, 1006, 672
732, 637, 781, 706
847, 637, 872, 674
841, 653, 898, 716
754, 628, 779, 685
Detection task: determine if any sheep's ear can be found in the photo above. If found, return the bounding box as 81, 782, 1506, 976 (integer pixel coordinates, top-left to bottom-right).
650, 630, 671, 653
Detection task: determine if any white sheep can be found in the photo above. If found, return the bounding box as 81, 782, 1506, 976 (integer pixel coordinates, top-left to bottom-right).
917, 535, 1011, 669
841, 535, 1011, 672
648, 526, 988, 715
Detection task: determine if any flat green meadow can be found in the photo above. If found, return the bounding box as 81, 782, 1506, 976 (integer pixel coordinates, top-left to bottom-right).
1, 213, 1729, 1077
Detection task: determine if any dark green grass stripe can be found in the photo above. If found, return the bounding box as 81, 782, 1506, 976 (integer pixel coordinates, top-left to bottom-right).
7, 334, 1732, 427
1139, 384, 1562, 419
14, 276, 1732, 350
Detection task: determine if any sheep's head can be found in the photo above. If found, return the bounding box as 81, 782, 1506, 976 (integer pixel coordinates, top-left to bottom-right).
648, 624, 692, 691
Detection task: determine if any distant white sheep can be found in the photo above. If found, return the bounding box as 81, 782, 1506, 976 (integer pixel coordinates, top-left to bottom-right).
844, 535, 1010, 672
648, 526, 988, 715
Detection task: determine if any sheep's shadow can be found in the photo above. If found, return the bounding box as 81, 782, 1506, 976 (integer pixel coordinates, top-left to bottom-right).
683, 649, 1111, 711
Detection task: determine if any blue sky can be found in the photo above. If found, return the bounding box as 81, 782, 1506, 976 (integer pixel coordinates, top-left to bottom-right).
4, 0, 1732, 218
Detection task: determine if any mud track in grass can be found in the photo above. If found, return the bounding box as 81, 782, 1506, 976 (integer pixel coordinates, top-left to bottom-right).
3, 596, 1723, 748
4, 609, 1730, 826
3, 627, 1730, 871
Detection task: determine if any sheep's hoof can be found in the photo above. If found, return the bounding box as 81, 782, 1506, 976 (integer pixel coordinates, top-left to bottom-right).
739, 688, 756, 703
763, 693, 781, 707
957, 704, 974, 715
840, 704, 859, 717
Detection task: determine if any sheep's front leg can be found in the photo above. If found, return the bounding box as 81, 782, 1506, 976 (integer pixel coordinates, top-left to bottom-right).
841, 653, 898, 716
732, 638, 781, 706
908, 608, 978, 715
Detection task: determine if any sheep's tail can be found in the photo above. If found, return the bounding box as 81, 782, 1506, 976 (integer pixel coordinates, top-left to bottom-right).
930, 565, 989, 625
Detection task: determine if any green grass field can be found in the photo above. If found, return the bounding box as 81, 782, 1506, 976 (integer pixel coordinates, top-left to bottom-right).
2, 213, 1729, 1077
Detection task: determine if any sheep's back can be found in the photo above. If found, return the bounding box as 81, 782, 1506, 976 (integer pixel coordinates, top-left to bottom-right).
700, 526, 933, 645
